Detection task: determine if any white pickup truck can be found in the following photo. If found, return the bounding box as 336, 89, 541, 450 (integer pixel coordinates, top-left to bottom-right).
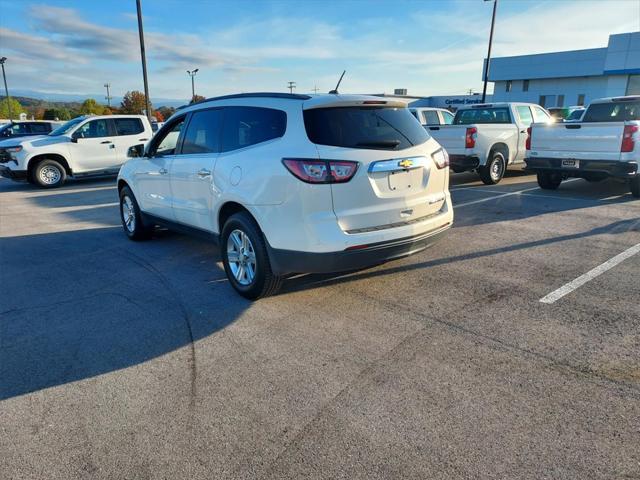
525, 96, 640, 197
0, 114, 152, 188
428, 102, 552, 184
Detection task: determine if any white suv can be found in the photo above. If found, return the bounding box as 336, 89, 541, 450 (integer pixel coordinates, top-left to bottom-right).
0, 115, 152, 188
117, 93, 453, 298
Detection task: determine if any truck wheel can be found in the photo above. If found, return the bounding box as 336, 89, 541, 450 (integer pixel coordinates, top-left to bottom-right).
537, 172, 563, 190
33, 159, 66, 188
630, 177, 640, 198
478, 151, 505, 185
119, 186, 153, 240
221, 211, 282, 300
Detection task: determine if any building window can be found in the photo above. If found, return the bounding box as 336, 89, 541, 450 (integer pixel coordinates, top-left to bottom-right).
506, 80, 512, 93
627, 75, 640, 95
523, 80, 529, 92
557, 95, 565, 107
577, 94, 585, 106
539, 95, 546, 107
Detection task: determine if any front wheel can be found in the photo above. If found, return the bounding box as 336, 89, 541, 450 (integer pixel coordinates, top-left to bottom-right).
630, 176, 640, 198
537, 172, 563, 190
33, 159, 66, 188
478, 152, 506, 185
221, 211, 282, 299
119, 186, 153, 240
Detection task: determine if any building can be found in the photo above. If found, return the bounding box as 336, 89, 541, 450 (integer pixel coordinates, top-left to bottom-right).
409, 94, 492, 111
487, 32, 640, 108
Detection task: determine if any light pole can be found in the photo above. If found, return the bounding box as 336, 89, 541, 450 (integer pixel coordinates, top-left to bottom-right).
0, 57, 14, 122
481, 0, 498, 103
287, 81, 296, 94
136, 0, 152, 121
104, 83, 112, 108
187, 69, 199, 102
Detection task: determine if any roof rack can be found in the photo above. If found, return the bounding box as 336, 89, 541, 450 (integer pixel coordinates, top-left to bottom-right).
202, 92, 312, 103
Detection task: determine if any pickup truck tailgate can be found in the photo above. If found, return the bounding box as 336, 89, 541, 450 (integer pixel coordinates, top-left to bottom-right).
531, 122, 624, 159
427, 125, 467, 152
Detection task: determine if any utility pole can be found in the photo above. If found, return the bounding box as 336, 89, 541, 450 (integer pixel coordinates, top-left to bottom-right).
481, 0, 498, 103
136, 0, 152, 121
187, 69, 199, 102
104, 83, 113, 108
287, 81, 296, 94
0, 57, 14, 122
312, 85, 319, 94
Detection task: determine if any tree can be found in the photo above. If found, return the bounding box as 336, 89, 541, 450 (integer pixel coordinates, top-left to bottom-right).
43, 108, 71, 121
101, 107, 113, 115
0, 98, 25, 120
79, 98, 104, 115
156, 106, 175, 120
190, 94, 206, 104
153, 110, 164, 122
120, 90, 152, 115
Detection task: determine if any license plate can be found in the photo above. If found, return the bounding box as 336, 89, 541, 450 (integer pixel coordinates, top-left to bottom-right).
388, 170, 413, 191
561, 159, 579, 168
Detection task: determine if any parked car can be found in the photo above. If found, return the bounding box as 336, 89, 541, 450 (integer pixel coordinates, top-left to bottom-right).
548, 106, 585, 122
0, 115, 152, 188
117, 93, 453, 299
525, 95, 640, 197
428, 102, 552, 184
0, 121, 59, 139
409, 107, 454, 126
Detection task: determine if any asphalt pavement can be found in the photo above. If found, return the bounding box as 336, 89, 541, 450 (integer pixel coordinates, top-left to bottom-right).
1, 170, 639, 479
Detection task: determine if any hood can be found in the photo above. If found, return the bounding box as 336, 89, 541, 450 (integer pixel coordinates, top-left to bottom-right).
0, 135, 69, 149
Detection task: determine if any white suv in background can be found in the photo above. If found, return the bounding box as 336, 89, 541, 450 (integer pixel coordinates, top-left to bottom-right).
117, 93, 453, 298
0, 114, 152, 188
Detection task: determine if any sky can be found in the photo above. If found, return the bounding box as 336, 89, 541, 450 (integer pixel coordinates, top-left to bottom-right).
1, 0, 639, 103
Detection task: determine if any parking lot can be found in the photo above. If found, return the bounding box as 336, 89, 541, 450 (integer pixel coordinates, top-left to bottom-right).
1, 170, 639, 479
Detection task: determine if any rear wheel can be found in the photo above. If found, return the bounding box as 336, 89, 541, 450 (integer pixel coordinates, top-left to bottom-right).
478, 151, 505, 185
630, 176, 640, 198
33, 159, 66, 188
221, 211, 282, 299
537, 172, 563, 190
119, 186, 153, 240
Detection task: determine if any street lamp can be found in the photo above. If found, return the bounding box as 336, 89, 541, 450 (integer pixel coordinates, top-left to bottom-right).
0, 57, 14, 122
481, 0, 498, 103
187, 69, 199, 102
136, 0, 152, 121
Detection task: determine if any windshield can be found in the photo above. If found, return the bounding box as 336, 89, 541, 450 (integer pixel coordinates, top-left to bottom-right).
303, 106, 429, 150
582, 102, 640, 122
453, 107, 511, 125
49, 117, 85, 136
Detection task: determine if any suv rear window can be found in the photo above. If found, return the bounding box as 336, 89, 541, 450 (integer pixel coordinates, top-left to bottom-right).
453, 107, 511, 125
582, 101, 640, 122
304, 107, 429, 150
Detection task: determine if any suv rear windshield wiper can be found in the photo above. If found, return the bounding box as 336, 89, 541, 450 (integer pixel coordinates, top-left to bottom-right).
355, 140, 401, 149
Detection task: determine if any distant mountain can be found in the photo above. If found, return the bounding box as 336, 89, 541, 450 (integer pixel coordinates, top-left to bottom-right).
10, 89, 186, 108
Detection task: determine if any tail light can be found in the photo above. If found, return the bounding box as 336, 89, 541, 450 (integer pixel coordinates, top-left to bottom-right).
621, 125, 638, 153
525, 127, 532, 150
432, 149, 449, 169
282, 158, 359, 184
465, 127, 477, 149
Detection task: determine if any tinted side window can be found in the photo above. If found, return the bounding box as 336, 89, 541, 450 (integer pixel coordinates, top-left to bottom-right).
516, 106, 533, 126
151, 118, 186, 156
10, 124, 30, 134
221, 107, 286, 153
182, 109, 222, 154
75, 119, 110, 138
115, 118, 144, 136
582, 102, 640, 122
424, 111, 440, 125
441, 111, 454, 124
30, 123, 51, 133
453, 108, 511, 125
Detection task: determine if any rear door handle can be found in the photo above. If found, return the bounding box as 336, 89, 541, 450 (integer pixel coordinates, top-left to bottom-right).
197, 168, 211, 178
159, 168, 168, 175
139, 138, 149, 141
101, 140, 112, 144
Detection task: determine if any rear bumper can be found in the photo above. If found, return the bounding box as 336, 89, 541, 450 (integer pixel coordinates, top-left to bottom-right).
0, 166, 27, 180
449, 155, 480, 172
266, 223, 451, 276
525, 157, 638, 178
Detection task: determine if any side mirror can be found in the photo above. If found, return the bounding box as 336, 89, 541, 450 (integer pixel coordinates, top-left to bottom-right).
127, 144, 145, 158
70, 132, 82, 143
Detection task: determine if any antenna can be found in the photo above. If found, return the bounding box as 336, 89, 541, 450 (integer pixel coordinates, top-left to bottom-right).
329, 70, 346, 94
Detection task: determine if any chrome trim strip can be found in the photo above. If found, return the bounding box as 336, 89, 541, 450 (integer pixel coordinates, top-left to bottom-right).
345, 209, 444, 234
368, 156, 428, 173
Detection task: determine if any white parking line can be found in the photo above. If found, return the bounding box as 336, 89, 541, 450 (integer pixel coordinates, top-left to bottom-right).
539, 242, 640, 304
453, 179, 580, 208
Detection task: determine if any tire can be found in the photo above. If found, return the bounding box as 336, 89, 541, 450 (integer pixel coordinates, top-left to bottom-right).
583, 173, 607, 183
33, 159, 66, 188
478, 151, 506, 185
119, 186, 153, 240
630, 176, 640, 198
221, 211, 282, 300
537, 172, 563, 190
